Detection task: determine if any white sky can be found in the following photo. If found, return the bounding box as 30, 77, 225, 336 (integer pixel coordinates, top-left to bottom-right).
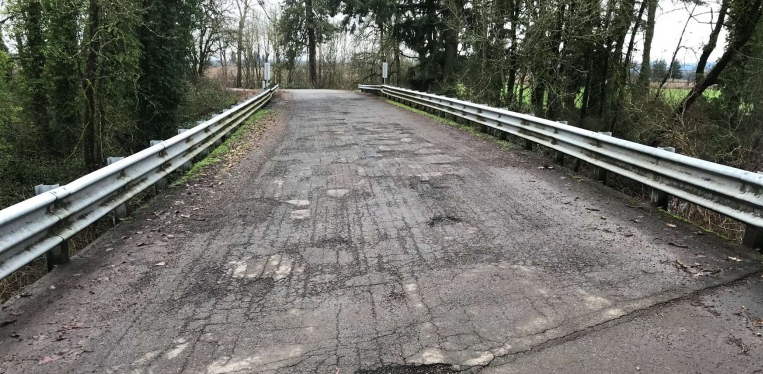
642, 0, 727, 64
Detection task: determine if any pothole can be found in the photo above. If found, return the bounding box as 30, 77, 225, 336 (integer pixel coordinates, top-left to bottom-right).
357, 364, 459, 374
426, 215, 463, 227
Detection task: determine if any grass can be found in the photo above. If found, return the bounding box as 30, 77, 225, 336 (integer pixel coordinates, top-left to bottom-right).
490, 83, 722, 109
656, 87, 721, 105
172, 108, 272, 186
658, 208, 730, 241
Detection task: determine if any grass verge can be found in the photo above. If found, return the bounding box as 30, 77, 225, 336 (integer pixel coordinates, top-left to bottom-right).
173, 108, 273, 187
386, 99, 515, 149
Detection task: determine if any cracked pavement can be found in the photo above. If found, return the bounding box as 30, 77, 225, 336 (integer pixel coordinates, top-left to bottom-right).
1, 90, 762, 373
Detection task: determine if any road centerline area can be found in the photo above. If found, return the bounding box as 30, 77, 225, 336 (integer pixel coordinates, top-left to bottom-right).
0, 90, 761, 374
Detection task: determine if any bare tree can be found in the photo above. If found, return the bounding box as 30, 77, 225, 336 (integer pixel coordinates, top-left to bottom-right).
678, 0, 763, 115
193, 0, 228, 77
235, 0, 251, 87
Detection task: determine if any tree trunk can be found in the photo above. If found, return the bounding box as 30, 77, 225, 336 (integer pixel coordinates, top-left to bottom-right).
533, 84, 545, 117
84, 0, 101, 171
505, 0, 519, 108
236, 11, 246, 88
442, 0, 459, 84
305, 0, 317, 87
696, 0, 728, 82
23, 1, 49, 139
197, 30, 205, 77
638, 0, 657, 94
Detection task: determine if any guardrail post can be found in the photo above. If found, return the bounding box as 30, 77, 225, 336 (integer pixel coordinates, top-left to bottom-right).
524, 139, 533, 151
650, 147, 676, 208
177, 129, 194, 172
743, 171, 763, 250
555, 151, 564, 165
150, 140, 167, 192
596, 132, 612, 184
35, 184, 70, 271
554, 121, 567, 164
743, 225, 762, 250
106, 157, 127, 221
499, 130, 508, 141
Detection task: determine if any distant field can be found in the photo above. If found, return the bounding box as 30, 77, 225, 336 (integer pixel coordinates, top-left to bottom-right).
656, 87, 721, 105
487, 83, 721, 109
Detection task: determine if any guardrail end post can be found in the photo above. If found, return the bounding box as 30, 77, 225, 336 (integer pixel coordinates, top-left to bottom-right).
524, 139, 533, 151
106, 157, 128, 220
743, 225, 763, 251
554, 151, 564, 165
150, 140, 167, 193
35, 184, 70, 271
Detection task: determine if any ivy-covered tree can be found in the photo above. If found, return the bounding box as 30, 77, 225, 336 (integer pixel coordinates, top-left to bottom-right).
44, 0, 81, 157
17, 0, 49, 142
137, 0, 195, 145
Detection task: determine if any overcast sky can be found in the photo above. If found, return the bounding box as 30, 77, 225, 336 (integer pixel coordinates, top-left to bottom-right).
0, 0, 729, 65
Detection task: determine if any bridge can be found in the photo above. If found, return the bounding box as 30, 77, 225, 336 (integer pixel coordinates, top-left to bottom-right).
0, 87, 762, 373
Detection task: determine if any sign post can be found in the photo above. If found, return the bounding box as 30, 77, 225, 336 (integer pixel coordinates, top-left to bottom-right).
264, 62, 271, 87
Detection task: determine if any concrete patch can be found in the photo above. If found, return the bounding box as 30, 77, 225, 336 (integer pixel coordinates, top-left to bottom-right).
285, 199, 310, 206
326, 189, 349, 198
291, 209, 310, 219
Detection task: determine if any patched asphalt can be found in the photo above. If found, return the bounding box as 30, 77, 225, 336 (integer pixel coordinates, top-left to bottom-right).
0, 90, 762, 373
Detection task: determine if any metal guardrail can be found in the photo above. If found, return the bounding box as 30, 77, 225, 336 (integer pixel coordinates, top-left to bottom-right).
358, 84, 382, 92
0, 85, 279, 280
362, 84, 763, 247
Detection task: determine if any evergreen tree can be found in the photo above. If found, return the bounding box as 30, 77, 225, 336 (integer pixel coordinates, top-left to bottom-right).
651, 59, 668, 80
670, 60, 683, 80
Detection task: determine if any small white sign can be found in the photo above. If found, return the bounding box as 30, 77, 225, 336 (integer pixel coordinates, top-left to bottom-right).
382, 62, 388, 79
264, 63, 271, 81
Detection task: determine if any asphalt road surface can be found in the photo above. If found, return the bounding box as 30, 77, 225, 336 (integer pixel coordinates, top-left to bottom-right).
1, 90, 762, 374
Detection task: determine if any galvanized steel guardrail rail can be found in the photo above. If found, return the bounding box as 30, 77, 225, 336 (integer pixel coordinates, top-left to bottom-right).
0, 85, 279, 280
362, 84, 763, 248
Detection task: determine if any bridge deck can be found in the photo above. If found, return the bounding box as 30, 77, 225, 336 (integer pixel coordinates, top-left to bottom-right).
1, 90, 762, 373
